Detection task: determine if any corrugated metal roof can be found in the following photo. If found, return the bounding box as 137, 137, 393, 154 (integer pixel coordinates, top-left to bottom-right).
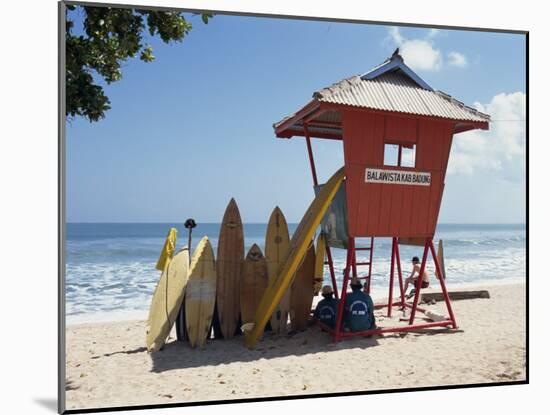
274, 53, 490, 138
314, 71, 490, 123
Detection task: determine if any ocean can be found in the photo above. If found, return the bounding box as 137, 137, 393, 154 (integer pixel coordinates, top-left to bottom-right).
65, 223, 526, 323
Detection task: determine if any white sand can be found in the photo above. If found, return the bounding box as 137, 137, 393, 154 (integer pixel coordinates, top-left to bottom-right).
65, 283, 526, 410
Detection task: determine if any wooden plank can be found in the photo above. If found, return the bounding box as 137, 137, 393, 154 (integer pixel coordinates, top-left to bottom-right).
399, 237, 425, 246
421, 290, 490, 302
388, 183, 403, 235
378, 184, 393, 235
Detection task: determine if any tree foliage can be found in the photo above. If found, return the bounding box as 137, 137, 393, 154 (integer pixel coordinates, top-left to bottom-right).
66, 5, 212, 122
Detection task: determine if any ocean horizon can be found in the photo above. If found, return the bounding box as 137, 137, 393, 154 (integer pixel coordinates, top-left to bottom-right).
65, 222, 526, 324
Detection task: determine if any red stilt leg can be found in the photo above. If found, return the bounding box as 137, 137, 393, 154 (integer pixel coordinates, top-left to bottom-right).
429, 240, 457, 329
387, 237, 396, 317
334, 238, 354, 342
367, 237, 374, 294
352, 249, 358, 279
395, 240, 405, 306
304, 126, 318, 187
408, 238, 430, 325
325, 244, 338, 299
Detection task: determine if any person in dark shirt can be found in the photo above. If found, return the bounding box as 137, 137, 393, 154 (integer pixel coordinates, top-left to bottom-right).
344, 276, 375, 332
314, 285, 339, 328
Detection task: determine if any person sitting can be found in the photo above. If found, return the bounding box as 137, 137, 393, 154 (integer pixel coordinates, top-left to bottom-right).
404, 256, 430, 299
314, 285, 339, 328
344, 276, 375, 332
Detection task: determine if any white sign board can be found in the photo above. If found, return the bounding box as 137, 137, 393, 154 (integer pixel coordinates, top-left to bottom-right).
365, 168, 431, 186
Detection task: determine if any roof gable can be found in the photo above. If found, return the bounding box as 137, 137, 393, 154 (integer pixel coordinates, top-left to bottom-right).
361, 50, 433, 91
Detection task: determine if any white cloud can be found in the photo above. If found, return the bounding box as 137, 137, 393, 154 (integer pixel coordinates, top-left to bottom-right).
389, 27, 442, 71
427, 28, 439, 39
447, 92, 526, 179
448, 51, 468, 68
388, 28, 470, 72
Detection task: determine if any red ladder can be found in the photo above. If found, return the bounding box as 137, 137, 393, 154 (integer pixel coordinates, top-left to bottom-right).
351, 237, 374, 293
324, 237, 373, 299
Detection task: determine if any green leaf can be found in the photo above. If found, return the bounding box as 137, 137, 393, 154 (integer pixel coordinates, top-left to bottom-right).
66, 5, 212, 123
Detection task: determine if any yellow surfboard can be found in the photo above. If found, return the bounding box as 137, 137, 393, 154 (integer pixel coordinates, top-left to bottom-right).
146, 247, 189, 352
313, 232, 326, 295
185, 237, 217, 349
245, 166, 345, 348
265, 206, 291, 334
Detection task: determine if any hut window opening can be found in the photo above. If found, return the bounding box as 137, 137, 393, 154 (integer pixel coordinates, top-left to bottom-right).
384, 142, 416, 168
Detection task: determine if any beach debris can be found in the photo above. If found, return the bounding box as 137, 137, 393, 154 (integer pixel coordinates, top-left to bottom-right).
421, 290, 490, 303
159, 394, 173, 399
424, 310, 446, 322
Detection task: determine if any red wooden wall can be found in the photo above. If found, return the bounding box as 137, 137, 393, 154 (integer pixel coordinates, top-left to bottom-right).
342, 109, 454, 238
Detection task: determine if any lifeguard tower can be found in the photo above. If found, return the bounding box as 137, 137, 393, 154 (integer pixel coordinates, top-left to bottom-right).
273, 51, 490, 341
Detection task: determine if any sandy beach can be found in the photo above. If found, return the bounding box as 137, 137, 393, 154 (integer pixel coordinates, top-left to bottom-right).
65, 282, 526, 410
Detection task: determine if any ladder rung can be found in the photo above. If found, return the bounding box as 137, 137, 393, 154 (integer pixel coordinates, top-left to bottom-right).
355, 247, 372, 251
355, 262, 371, 266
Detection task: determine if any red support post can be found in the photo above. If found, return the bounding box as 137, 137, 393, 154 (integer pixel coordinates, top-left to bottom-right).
325, 244, 339, 299
429, 240, 458, 329
367, 237, 374, 294
395, 240, 405, 306
333, 237, 354, 342
352, 249, 358, 279
408, 238, 431, 325
303, 123, 318, 187
387, 237, 396, 317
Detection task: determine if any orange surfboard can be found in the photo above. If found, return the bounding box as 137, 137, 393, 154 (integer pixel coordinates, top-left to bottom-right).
240, 244, 269, 328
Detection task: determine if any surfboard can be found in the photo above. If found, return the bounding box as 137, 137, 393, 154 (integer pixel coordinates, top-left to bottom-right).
146, 247, 189, 352
245, 166, 345, 348
437, 239, 446, 280
265, 206, 291, 334
240, 244, 269, 328
313, 232, 326, 295
185, 237, 217, 348
216, 198, 244, 339
290, 242, 315, 332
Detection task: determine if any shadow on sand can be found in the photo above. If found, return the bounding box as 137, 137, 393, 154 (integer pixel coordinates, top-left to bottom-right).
145, 323, 403, 373
86, 322, 459, 374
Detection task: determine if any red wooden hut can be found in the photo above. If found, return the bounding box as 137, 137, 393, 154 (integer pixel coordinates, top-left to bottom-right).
274, 51, 490, 341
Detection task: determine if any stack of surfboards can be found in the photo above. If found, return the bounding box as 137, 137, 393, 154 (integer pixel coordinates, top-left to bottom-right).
146, 198, 325, 351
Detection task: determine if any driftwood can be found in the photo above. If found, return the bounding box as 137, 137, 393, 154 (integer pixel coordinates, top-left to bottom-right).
421, 290, 490, 302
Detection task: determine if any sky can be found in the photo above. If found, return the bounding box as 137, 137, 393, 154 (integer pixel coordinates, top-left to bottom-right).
66, 9, 526, 224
